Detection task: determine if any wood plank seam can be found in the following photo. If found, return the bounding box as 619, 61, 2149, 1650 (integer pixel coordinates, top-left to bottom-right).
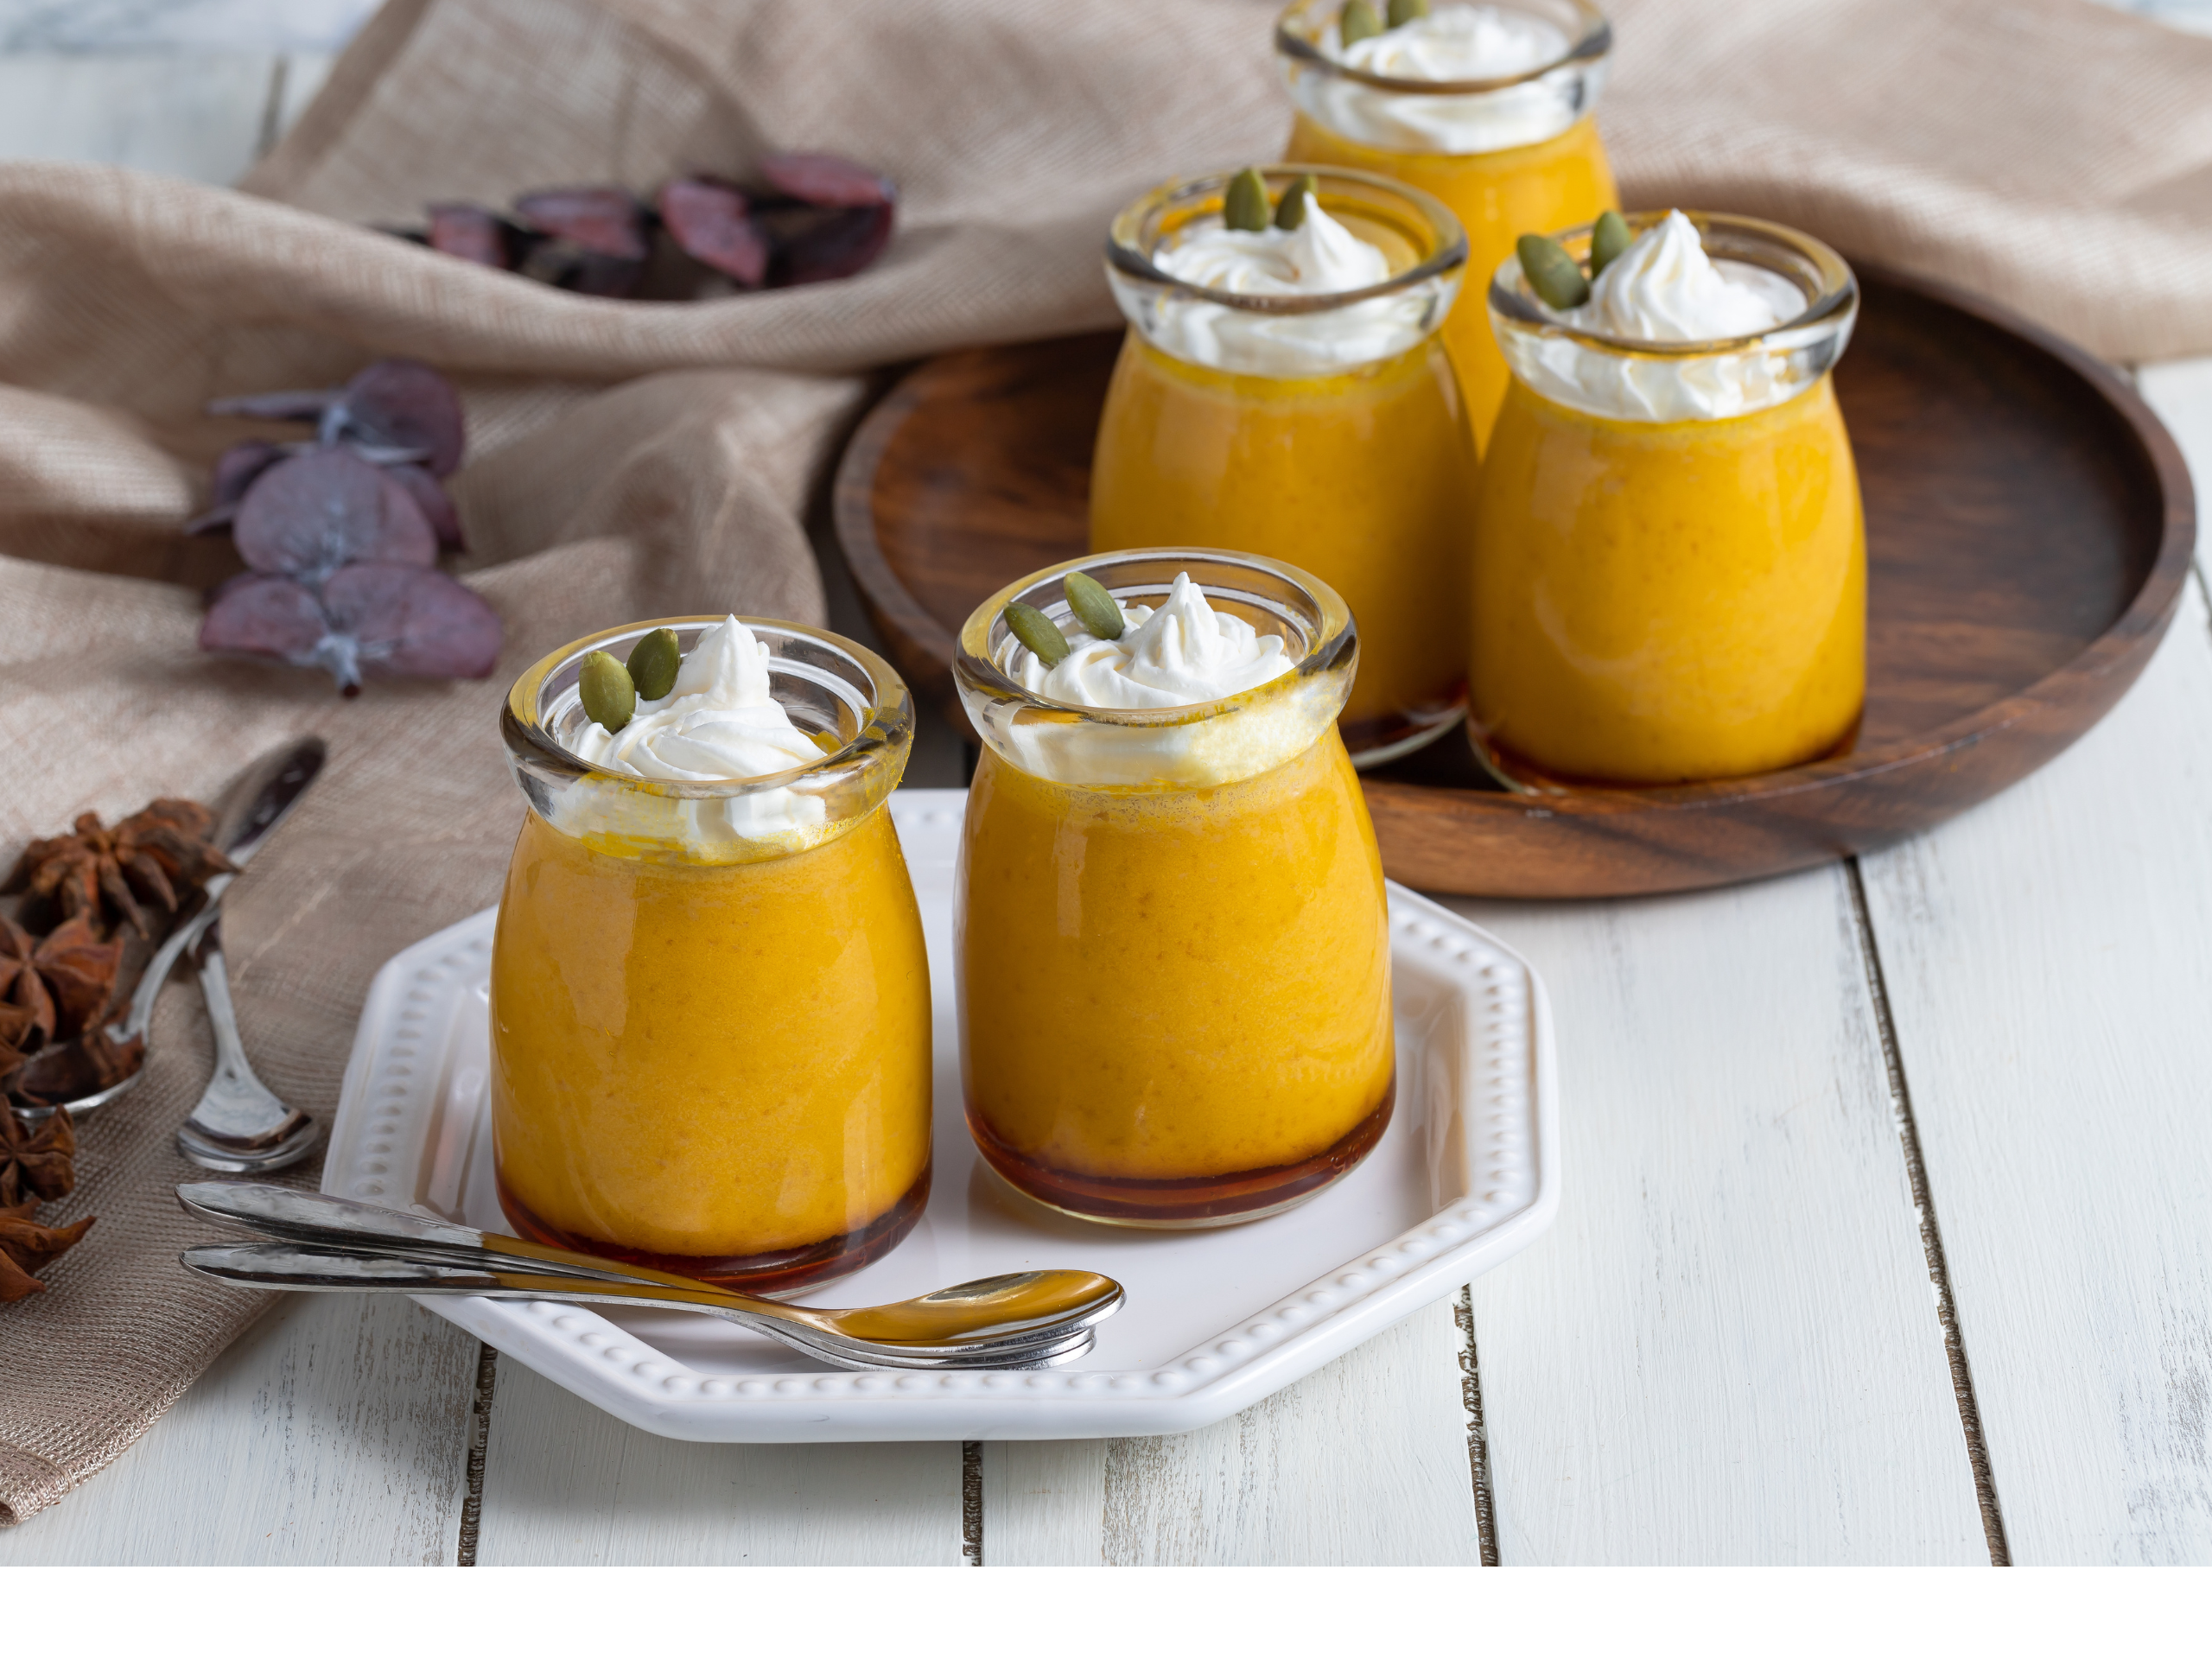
456, 1344, 497, 1567
1453, 1286, 1501, 1566
961, 1441, 983, 1566
1845, 859, 2012, 1564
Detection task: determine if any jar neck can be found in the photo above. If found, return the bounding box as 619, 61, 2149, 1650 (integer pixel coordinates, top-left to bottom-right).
955, 553, 1356, 791
1275, 0, 1610, 156
1489, 213, 1858, 423
1105, 166, 1464, 380
503, 617, 912, 864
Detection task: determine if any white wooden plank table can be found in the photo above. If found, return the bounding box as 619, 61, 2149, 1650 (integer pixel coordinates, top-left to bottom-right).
4, 0, 2212, 1568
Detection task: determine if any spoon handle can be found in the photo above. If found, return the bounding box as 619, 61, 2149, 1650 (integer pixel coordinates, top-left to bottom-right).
111, 880, 226, 1044
176, 1242, 1096, 1371
177, 1180, 738, 1294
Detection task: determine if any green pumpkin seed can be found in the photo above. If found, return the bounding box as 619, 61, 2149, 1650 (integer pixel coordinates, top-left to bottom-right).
1589, 209, 1633, 278
1223, 167, 1270, 234
1063, 570, 1126, 640
625, 626, 681, 702
1386, 0, 1429, 26
1339, 0, 1382, 46
1517, 232, 1590, 310
1004, 601, 1072, 668
1273, 174, 1318, 232
579, 650, 637, 733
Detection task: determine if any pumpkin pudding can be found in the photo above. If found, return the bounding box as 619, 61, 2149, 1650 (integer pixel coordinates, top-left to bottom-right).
955, 553, 1394, 1227
1276, 0, 1619, 450
1471, 211, 1865, 784
1093, 166, 1477, 764
490, 615, 931, 1291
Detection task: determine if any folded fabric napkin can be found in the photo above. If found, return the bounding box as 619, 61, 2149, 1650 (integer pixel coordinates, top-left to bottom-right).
3, 0, 2207, 1527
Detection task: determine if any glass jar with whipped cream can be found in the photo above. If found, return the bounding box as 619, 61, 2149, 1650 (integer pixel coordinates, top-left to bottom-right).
954, 550, 1395, 1228
1472, 210, 1864, 785
1095, 164, 1474, 766
491, 614, 932, 1290
1276, 0, 1618, 450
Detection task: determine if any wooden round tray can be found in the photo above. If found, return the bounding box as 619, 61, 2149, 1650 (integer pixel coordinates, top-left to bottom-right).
833, 270, 2195, 898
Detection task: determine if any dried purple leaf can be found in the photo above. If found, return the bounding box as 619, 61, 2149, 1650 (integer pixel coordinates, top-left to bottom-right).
200, 573, 328, 662
387, 463, 464, 550
185, 440, 286, 534
760, 153, 896, 210
427, 202, 512, 269
212, 439, 285, 505
327, 359, 466, 478
512, 189, 649, 260
233, 449, 436, 582
199, 566, 500, 694
207, 360, 467, 476
321, 563, 502, 682
771, 203, 894, 287
657, 177, 769, 288
514, 238, 646, 298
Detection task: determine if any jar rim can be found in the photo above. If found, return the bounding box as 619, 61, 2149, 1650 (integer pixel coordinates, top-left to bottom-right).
1105, 164, 1468, 317
501, 615, 912, 800
1274, 0, 1611, 96
1487, 210, 1859, 358
953, 550, 1357, 727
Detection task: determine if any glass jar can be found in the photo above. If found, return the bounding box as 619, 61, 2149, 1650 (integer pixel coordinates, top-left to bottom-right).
1472, 212, 1865, 785
491, 618, 931, 1291
1094, 165, 1474, 766
1276, 0, 1618, 451
954, 550, 1395, 1228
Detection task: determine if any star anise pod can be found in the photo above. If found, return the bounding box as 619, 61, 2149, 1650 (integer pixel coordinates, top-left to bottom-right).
0, 1198, 95, 1304
0, 1104, 76, 1210
0, 915, 123, 1046
7, 1025, 143, 1113
3, 798, 234, 937
0, 999, 34, 1081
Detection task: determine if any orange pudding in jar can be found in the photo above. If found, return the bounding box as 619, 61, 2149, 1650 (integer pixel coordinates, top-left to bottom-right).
955, 551, 1394, 1227
1092, 165, 1476, 764
491, 615, 931, 1290
1472, 212, 1865, 785
1276, 0, 1619, 450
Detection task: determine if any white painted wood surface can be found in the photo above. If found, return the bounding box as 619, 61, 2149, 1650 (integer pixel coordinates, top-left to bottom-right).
985, 1298, 1480, 1565
1853, 583, 2212, 1563
474, 1359, 963, 1565
1, 1294, 479, 1564
0, 52, 279, 183
1445, 865, 1993, 1563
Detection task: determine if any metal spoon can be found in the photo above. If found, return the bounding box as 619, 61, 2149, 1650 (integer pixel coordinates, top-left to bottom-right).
60, 736, 327, 1124
175, 1183, 1124, 1371
171, 912, 320, 1173
181, 1243, 1111, 1370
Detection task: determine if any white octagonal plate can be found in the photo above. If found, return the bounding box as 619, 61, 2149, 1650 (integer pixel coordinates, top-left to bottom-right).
322, 788, 1558, 1440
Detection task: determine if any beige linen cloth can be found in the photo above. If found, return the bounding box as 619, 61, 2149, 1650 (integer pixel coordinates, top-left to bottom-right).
3, 0, 2208, 1527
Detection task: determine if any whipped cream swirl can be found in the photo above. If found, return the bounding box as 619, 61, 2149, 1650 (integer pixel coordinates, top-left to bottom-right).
1140, 196, 1433, 377
1296, 3, 1591, 155
1569, 210, 1802, 343
561, 615, 828, 846
1003, 573, 1298, 709
981, 572, 1329, 789
1510, 211, 1816, 423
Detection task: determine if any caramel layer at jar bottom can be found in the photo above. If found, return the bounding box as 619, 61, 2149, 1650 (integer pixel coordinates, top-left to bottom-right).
497, 1162, 931, 1294
967, 1080, 1395, 1229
